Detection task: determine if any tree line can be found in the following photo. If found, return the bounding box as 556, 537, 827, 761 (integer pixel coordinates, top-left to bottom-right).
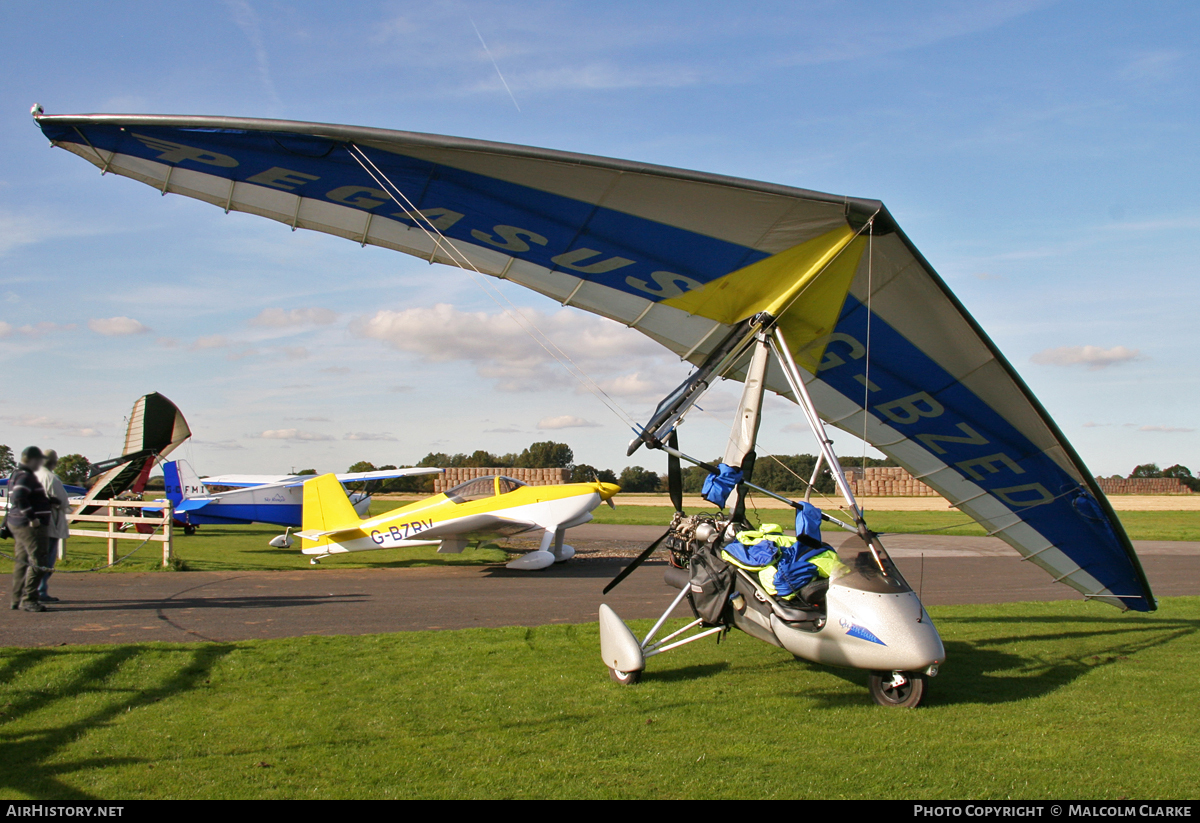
0, 445, 92, 486
24, 433, 1191, 499
1127, 463, 1200, 492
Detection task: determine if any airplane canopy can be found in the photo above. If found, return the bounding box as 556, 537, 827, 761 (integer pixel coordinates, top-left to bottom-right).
34, 111, 1154, 611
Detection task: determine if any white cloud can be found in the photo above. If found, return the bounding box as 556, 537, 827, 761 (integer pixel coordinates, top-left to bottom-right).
1030, 345, 1143, 370
1118, 50, 1183, 85
1138, 425, 1195, 434
484, 425, 523, 433
250, 307, 338, 327
353, 303, 662, 392
281, 346, 309, 360
343, 432, 399, 441
223, 0, 282, 110
0, 209, 103, 256
193, 335, 229, 350
255, 429, 335, 441
537, 415, 601, 430
590, 372, 662, 400
1082, 422, 1110, 428
320, 366, 352, 374
5, 415, 103, 437
193, 439, 245, 451
3, 322, 76, 337
88, 316, 151, 337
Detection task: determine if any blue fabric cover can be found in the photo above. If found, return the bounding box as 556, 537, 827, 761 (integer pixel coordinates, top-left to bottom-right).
773, 545, 834, 598
701, 463, 743, 508
795, 501, 823, 544
721, 539, 780, 569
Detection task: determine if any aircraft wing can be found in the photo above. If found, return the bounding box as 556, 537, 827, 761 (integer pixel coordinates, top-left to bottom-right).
333, 467, 443, 483
201, 467, 441, 489
199, 474, 295, 487
0, 479, 87, 496
34, 111, 1154, 611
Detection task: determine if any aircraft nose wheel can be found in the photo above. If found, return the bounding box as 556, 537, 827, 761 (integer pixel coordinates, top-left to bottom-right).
868, 671, 926, 707
608, 667, 641, 685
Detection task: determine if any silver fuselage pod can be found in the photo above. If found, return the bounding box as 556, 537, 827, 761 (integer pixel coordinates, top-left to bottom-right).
772, 571, 944, 673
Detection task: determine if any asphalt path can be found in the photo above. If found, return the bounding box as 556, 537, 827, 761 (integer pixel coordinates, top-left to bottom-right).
2, 525, 1196, 647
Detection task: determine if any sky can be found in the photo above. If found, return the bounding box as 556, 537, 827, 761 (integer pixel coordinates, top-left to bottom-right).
0, 0, 1197, 478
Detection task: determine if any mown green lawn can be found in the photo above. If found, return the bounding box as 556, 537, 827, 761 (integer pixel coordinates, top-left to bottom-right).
1, 597, 1197, 799
593, 505, 1200, 542
0, 516, 506, 575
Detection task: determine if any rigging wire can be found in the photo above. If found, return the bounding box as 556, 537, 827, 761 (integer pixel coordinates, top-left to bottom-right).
346, 141, 879, 516
345, 143, 639, 430
860, 218, 875, 506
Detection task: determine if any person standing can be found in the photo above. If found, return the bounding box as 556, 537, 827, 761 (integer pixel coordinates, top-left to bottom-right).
8, 446, 53, 612
35, 449, 70, 603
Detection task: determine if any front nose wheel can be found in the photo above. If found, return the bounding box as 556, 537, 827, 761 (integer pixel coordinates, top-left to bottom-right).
608, 667, 642, 685
868, 671, 926, 707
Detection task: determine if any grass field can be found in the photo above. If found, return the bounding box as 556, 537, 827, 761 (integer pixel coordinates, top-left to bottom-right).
1, 597, 1197, 799
0, 503, 1193, 576
592, 505, 1200, 542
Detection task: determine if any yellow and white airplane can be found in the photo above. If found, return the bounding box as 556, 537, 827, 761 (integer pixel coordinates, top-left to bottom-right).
297, 473, 621, 570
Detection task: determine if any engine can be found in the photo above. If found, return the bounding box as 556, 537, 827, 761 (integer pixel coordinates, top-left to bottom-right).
662, 511, 735, 568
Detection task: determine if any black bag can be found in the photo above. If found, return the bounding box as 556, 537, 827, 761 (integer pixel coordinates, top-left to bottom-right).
689, 546, 735, 625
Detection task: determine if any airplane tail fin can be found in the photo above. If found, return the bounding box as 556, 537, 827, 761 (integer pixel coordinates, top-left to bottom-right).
162, 459, 204, 506
301, 474, 362, 550
174, 460, 203, 498
162, 461, 183, 506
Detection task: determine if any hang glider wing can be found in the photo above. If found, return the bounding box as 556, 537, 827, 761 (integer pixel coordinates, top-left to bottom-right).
34, 111, 1154, 611
80, 392, 191, 509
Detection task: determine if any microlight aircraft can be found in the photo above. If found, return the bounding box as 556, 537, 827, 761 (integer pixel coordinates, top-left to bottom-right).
33, 107, 1154, 704
159, 458, 442, 540
298, 472, 620, 570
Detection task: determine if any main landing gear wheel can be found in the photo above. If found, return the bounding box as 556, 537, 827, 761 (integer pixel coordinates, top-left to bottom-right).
608, 667, 641, 685
183, 525, 197, 536
868, 671, 926, 707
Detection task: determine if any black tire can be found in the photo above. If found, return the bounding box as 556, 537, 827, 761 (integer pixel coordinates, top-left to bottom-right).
868, 671, 926, 707
608, 667, 641, 685
183, 525, 197, 536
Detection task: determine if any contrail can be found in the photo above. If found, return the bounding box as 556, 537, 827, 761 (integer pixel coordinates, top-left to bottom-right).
469, 15, 521, 112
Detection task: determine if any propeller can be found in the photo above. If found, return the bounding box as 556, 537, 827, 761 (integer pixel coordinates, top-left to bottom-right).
603, 528, 671, 594
592, 470, 616, 509
667, 430, 683, 513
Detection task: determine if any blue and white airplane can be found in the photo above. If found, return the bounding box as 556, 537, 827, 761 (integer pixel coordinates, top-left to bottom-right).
161, 460, 443, 542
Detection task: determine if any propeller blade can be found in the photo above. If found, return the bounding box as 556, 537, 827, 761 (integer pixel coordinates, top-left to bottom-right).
667, 430, 683, 513
603, 528, 671, 594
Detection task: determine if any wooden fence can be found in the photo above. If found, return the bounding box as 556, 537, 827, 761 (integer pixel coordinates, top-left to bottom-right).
67, 499, 175, 567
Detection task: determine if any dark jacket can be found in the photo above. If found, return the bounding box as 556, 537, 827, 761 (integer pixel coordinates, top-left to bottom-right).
7, 465, 52, 528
